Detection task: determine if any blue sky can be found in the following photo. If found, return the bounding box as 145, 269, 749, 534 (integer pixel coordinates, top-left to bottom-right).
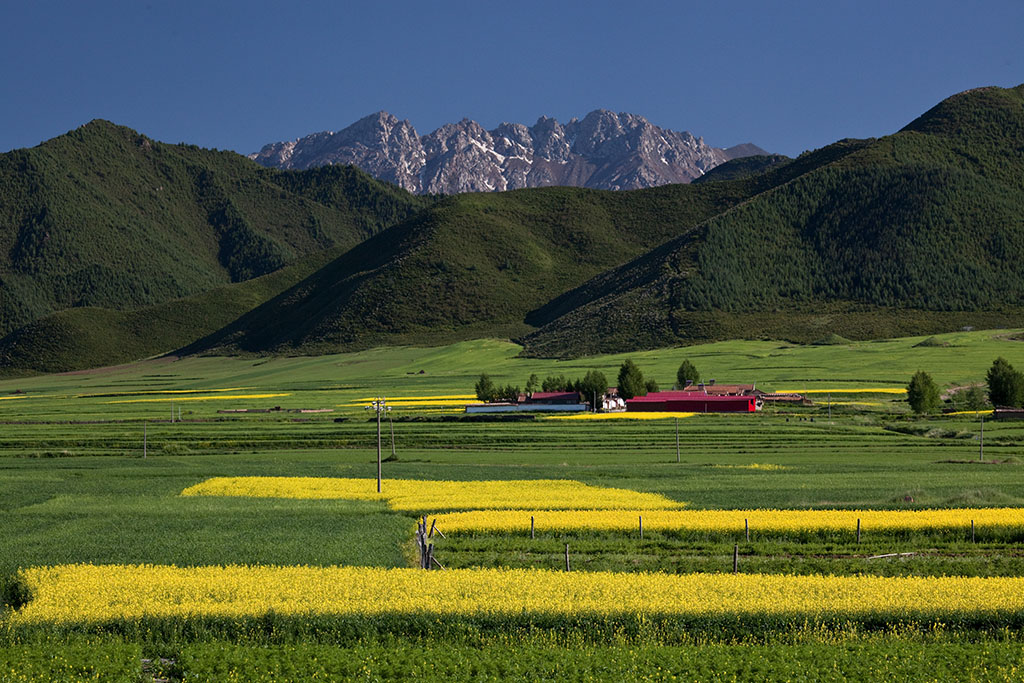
2, 1, 1021, 157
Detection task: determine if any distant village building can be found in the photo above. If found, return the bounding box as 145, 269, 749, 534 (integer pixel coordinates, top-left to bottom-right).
626, 391, 760, 413
523, 391, 584, 405
466, 390, 588, 414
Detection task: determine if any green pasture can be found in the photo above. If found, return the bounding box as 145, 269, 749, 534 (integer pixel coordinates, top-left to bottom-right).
2, 330, 1024, 676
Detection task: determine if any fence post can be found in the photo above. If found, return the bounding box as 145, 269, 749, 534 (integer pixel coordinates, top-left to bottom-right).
565, 544, 570, 572
531, 515, 535, 540
733, 544, 739, 573
857, 518, 861, 544
639, 515, 643, 539
745, 518, 749, 542
972, 519, 976, 544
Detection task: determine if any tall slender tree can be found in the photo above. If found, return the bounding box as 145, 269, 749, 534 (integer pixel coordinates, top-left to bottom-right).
907, 370, 941, 414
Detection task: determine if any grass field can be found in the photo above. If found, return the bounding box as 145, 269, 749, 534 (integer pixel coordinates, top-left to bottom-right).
1, 330, 1024, 679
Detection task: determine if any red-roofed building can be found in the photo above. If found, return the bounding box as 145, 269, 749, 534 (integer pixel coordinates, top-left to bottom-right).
626, 391, 759, 413
524, 391, 583, 405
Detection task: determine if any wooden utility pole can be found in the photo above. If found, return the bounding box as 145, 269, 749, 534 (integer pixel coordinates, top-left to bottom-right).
389, 413, 396, 460
980, 416, 984, 461
365, 397, 390, 493
675, 418, 680, 463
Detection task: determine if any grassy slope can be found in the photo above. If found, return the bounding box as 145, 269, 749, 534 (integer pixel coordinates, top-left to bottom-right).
523, 85, 1024, 356
0, 246, 347, 375
0, 121, 428, 337
180, 181, 758, 355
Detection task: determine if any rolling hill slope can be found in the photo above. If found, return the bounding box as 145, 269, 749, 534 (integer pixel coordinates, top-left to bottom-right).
180, 180, 763, 356
0, 121, 428, 337
522, 85, 1024, 356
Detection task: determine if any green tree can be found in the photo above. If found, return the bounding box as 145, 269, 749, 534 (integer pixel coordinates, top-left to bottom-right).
474, 373, 497, 402
498, 384, 521, 402
645, 378, 660, 393
987, 357, 1024, 407
676, 360, 700, 388
617, 360, 646, 400
906, 370, 941, 414
525, 373, 539, 394
962, 385, 989, 411
579, 370, 608, 410
542, 374, 571, 392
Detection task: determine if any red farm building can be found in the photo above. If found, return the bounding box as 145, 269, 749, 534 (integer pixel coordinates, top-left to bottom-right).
626, 391, 760, 413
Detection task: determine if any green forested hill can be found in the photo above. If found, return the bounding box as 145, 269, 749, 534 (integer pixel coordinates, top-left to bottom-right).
181, 180, 760, 355
3, 85, 1023, 372
0, 121, 428, 337
523, 85, 1024, 356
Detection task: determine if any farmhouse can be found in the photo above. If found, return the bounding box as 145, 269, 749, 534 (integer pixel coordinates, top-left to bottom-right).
523, 391, 583, 405
680, 382, 757, 397
466, 390, 588, 413
626, 391, 760, 413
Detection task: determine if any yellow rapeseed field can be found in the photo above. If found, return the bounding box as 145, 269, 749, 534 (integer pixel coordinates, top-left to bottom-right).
76, 387, 249, 398
776, 388, 906, 394
546, 412, 698, 421
108, 393, 291, 404
342, 399, 472, 407
432, 507, 1024, 534
12, 564, 1024, 624
356, 395, 476, 401
181, 477, 686, 512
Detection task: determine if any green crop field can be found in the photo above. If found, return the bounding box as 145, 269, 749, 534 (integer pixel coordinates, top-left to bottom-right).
2, 329, 1024, 680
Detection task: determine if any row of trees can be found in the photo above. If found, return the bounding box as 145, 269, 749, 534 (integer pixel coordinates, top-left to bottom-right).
906, 357, 1024, 414
474, 358, 705, 404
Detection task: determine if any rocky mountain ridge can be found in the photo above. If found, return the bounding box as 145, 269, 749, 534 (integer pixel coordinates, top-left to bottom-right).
250, 110, 766, 194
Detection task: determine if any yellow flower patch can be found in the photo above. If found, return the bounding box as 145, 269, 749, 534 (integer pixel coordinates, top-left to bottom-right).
432, 507, 1024, 534
181, 477, 685, 512
13, 564, 1024, 624
546, 412, 698, 420
107, 393, 291, 404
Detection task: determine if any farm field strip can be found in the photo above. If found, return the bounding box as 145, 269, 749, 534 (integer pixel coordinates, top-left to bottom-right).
181, 476, 687, 511
13, 564, 1024, 625
433, 507, 1024, 534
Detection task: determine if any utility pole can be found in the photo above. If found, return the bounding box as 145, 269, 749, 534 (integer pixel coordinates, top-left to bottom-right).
365, 397, 390, 493
675, 417, 680, 463
980, 415, 984, 462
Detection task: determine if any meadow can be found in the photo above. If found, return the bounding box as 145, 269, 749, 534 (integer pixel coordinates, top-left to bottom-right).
2, 330, 1024, 680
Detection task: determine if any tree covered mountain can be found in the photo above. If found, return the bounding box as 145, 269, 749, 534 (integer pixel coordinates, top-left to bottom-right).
2, 85, 1023, 373
522, 85, 1024, 355
0, 121, 429, 339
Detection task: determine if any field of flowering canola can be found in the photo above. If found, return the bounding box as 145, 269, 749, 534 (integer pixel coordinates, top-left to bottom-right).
181, 476, 686, 512
433, 507, 1024, 536
13, 563, 1024, 626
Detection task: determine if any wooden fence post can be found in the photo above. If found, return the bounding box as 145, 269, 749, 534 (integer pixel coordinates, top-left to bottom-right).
565, 544, 570, 572
972, 519, 976, 544
745, 518, 749, 542
857, 518, 861, 543
733, 544, 739, 573
639, 515, 643, 539
531, 516, 535, 540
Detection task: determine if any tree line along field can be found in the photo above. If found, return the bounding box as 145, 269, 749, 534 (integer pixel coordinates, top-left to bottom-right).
2, 330, 1024, 680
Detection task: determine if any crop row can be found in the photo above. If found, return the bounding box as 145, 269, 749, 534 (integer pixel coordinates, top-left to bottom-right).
181, 477, 686, 511
11, 564, 1024, 626
432, 507, 1024, 535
